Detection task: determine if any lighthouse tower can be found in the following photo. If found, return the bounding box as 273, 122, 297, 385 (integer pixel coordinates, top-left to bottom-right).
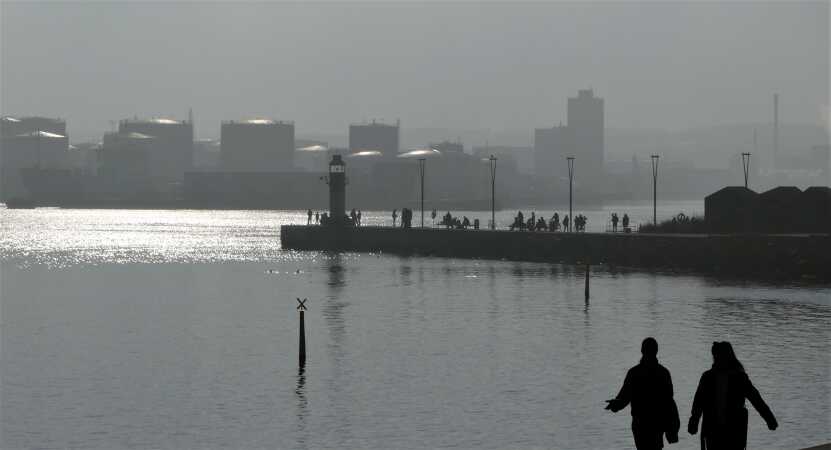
328, 154, 346, 225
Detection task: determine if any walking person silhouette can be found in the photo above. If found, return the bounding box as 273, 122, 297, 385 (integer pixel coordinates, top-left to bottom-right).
688, 341, 777, 450
606, 337, 680, 450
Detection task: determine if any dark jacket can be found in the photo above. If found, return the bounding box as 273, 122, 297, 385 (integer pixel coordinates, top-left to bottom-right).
689, 368, 776, 450
610, 357, 681, 444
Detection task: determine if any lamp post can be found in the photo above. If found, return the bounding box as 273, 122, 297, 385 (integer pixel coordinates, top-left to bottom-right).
418, 158, 426, 228
567, 156, 575, 232
489, 155, 497, 230
741, 152, 751, 189
651, 154, 659, 226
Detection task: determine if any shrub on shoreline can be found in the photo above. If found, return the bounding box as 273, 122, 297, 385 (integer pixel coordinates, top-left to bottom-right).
639, 213, 707, 234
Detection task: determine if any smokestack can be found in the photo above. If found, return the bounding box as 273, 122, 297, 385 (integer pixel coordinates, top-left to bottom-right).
773, 93, 779, 169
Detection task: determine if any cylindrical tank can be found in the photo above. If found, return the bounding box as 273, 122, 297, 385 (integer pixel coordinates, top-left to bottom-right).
328, 155, 346, 225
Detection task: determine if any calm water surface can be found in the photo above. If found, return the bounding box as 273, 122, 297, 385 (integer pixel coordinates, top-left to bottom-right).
1, 206, 828, 450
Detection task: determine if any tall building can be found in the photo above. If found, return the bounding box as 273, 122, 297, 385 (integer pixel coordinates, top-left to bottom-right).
1, 116, 69, 200
567, 89, 604, 179
349, 120, 399, 158
534, 124, 573, 176
220, 119, 295, 172
118, 118, 193, 184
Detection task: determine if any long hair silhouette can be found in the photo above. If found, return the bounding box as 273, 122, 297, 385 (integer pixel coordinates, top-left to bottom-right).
712, 341, 744, 373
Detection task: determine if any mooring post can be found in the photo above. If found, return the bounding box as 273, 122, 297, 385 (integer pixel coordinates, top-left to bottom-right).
297, 298, 307, 366
584, 264, 590, 301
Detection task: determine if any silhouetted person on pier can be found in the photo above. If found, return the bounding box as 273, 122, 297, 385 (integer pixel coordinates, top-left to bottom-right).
357, 210, 362, 227
511, 213, 523, 231
612, 213, 619, 232
392, 209, 398, 227
350, 208, 357, 225
431, 209, 437, 227
623, 213, 630, 232
473, 218, 480, 230
563, 215, 570, 232
688, 342, 777, 450
462, 216, 470, 229
517, 211, 524, 230
314, 211, 320, 225
552, 213, 560, 232
443, 211, 453, 229
307, 209, 313, 225
537, 217, 547, 231
530, 212, 536, 229
606, 337, 680, 450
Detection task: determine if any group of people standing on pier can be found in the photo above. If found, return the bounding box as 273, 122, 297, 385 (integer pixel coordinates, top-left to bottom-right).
509, 211, 588, 232
606, 338, 778, 450
391, 208, 414, 229
306, 208, 643, 233
610, 212, 631, 232
306, 209, 364, 227
439, 211, 480, 230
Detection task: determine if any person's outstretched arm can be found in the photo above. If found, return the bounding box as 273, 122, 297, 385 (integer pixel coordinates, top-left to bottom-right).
606, 370, 633, 412
743, 373, 778, 430
688, 373, 706, 435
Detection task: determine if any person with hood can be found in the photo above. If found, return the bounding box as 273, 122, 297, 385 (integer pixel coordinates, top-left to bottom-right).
688, 342, 777, 450
606, 337, 680, 450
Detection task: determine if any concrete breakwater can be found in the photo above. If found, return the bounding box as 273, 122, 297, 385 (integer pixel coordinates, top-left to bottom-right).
281, 225, 831, 280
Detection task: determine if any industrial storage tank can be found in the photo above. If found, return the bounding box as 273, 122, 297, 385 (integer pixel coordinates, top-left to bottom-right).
118, 118, 193, 185
221, 119, 295, 172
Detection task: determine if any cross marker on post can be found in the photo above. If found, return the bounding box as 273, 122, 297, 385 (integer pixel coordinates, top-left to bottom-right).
297, 298, 307, 366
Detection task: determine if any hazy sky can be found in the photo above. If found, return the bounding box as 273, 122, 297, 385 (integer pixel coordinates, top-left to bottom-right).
1, 1, 828, 139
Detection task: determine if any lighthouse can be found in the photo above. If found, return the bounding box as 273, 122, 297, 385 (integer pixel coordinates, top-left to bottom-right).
328, 154, 346, 226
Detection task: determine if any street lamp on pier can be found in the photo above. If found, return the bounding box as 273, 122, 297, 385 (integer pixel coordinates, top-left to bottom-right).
651, 154, 660, 226
418, 158, 426, 228
567, 156, 575, 232
489, 155, 497, 230
741, 152, 751, 189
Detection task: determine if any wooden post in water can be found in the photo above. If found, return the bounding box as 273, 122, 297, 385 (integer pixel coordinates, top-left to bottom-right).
584, 264, 590, 301
297, 298, 307, 366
